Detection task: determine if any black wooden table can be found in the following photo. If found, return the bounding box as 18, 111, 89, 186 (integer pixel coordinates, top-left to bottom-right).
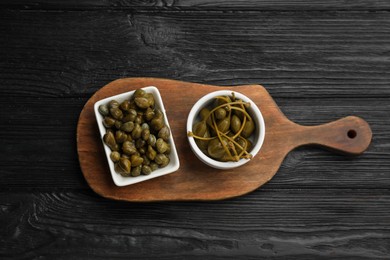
1, 1, 389, 259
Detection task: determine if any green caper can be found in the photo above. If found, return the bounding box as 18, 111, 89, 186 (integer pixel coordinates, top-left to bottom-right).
98, 104, 109, 116
103, 131, 118, 151
156, 138, 169, 154
122, 141, 137, 155
151, 117, 164, 131
103, 117, 116, 128
158, 125, 170, 141
138, 147, 146, 154
215, 108, 227, 120
135, 138, 145, 149
114, 120, 122, 129
241, 119, 255, 138
217, 117, 230, 133
142, 165, 152, 175
118, 158, 131, 176
133, 89, 146, 98
231, 114, 242, 134
131, 165, 142, 177
110, 108, 123, 120
146, 145, 157, 160
141, 123, 149, 130
110, 151, 121, 162
155, 153, 170, 167
122, 109, 137, 122
120, 100, 131, 111
142, 155, 150, 165
130, 154, 144, 167
207, 138, 228, 160
150, 162, 158, 171
121, 121, 134, 133
108, 100, 119, 109
115, 130, 127, 143
131, 123, 142, 139
144, 107, 155, 121
147, 134, 157, 147
135, 97, 150, 109
142, 128, 150, 141
145, 93, 155, 108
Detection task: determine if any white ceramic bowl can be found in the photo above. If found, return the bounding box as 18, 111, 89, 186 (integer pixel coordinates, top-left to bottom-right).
186, 90, 265, 170
94, 86, 180, 186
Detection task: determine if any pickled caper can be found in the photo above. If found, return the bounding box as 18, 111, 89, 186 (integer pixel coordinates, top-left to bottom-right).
100, 88, 172, 176
158, 125, 170, 141
98, 104, 109, 116
142, 165, 152, 175
110, 108, 123, 120
131, 165, 142, 177
131, 154, 144, 167
103, 117, 116, 128
110, 151, 121, 162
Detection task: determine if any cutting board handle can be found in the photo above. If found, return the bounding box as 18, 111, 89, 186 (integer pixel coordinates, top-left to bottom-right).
293, 116, 372, 155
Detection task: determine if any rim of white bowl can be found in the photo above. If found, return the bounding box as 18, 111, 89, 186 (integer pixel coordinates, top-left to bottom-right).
186, 90, 265, 170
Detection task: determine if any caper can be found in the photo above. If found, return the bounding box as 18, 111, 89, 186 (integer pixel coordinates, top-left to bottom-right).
145, 93, 155, 107
110, 107, 123, 120
98, 104, 109, 116
138, 147, 146, 154
133, 89, 146, 98
142, 155, 150, 166
131, 123, 142, 139
241, 119, 255, 138
121, 121, 134, 133
131, 155, 144, 167
154, 153, 170, 168
207, 138, 228, 160
150, 162, 158, 171
131, 165, 142, 177
217, 117, 230, 133
231, 115, 242, 134
120, 100, 131, 111
215, 108, 227, 120
103, 131, 118, 151
142, 128, 150, 141
135, 138, 145, 149
114, 120, 122, 129
142, 165, 152, 175
158, 125, 170, 141
122, 109, 137, 122
148, 134, 157, 147
110, 151, 121, 162
103, 117, 116, 128
108, 100, 119, 109
156, 138, 169, 154
118, 158, 131, 176
141, 123, 149, 130
146, 145, 157, 160
135, 97, 150, 109
151, 117, 164, 131
155, 153, 169, 167
144, 107, 155, 121
122, 141, 137, 155
115, 130, 127, 143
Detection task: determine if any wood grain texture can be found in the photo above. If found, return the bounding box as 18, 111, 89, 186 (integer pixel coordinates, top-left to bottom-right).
2, 0, 390, 11
77, 78, 371, 201
1, 189, 389, 259
1, 10, 390, 98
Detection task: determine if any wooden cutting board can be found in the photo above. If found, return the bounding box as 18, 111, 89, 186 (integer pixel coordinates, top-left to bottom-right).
77, 78, 372, 202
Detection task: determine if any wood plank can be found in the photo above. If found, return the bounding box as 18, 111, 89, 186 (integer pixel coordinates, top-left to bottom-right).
0, 96, 388, 190
0, 189, 389, 259
1, 0, 390, 11
0, 10, 389, 98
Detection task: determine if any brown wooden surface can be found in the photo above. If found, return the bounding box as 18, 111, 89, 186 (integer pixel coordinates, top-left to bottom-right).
77, 78, 372, 202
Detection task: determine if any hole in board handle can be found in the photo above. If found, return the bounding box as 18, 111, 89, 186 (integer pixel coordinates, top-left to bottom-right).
347, 129, 357, 139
